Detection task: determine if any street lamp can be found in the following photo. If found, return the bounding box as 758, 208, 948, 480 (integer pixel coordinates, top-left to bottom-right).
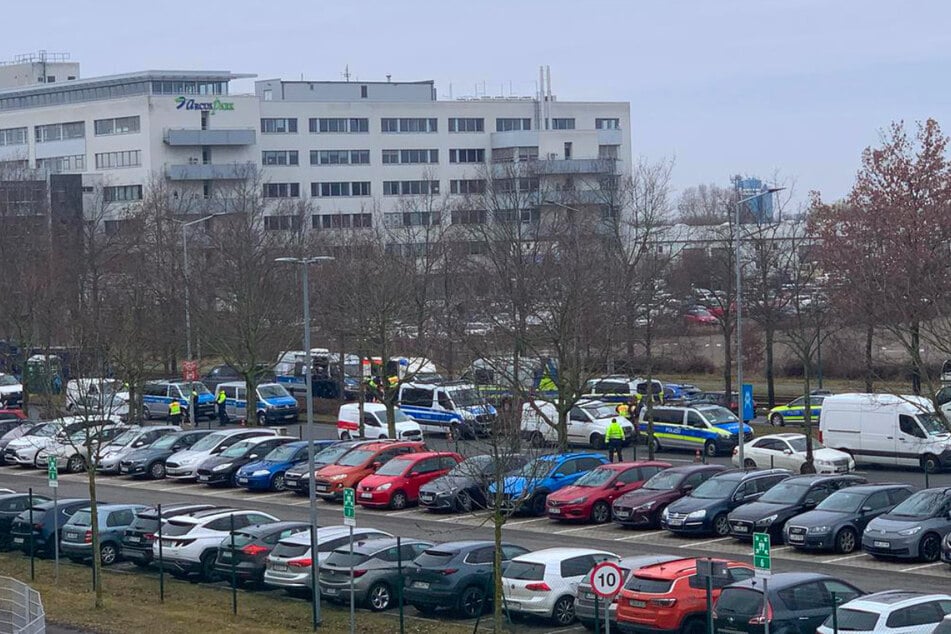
275, 255, 334, 630
735, 187, 784, 470
176, 213, 224, 361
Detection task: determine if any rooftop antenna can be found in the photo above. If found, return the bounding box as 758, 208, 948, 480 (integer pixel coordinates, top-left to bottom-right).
343, 65, 351, 82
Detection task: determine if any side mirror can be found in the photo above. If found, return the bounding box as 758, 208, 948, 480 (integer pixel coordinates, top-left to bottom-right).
614, 481, 627, 489
783, 449, 793, 455
860, 505, 872, 514
803, 498, 818, 508
682, 485, 693, 493
371, 461, 382, 470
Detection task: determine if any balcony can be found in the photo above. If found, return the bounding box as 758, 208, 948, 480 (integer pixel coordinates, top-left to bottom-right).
165, 162, 254, 180
542, 189, 620, 206
530, 158, 617, 175
164, 128, 256, 146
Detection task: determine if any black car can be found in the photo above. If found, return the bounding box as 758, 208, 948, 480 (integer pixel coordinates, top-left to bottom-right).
118, 429, 213, 479
662, 469, 790, 536
284, 439, 381, 495
713, 572, 863, 634
196, 436, 293, 486
121, 503, 217, 567
10, 498, 94, 556
213, 521, 309, 583
785, 483, 914, 554
403, 540, 530, 618
613, 464, 727, 528
0, 492, 51, 549
419, 453, 528, 512
727, 474, 867, 542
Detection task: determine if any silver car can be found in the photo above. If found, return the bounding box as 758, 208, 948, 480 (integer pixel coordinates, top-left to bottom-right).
318, 537, 432, 611
862, 487, 951, 562
96, 426, 180, 473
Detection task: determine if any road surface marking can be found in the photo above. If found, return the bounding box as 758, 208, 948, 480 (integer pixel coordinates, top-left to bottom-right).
899, 562, 943, 573
507, 517, 551, 526
553, 525, 603, 535
613, 530, 667, 541
822, 553, 868, 564
681, 536, 731, 548
382, 509, 425, 517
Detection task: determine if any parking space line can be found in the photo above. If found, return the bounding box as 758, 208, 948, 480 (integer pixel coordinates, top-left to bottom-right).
772, 546, 791, 552
553, 525, 603, 535
241, 493, 286, 500
507, 517, 551, 526
821, 553, 869, 564
899, 562, 943, 573
680, 536, 731, 548
613, 530, 666, 541
379, 509, 424, 518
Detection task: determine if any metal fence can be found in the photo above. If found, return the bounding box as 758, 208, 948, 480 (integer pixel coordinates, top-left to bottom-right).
0, 576, 45, 634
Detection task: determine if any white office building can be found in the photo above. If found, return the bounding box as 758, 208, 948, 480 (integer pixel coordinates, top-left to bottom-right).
0, 56, 631, 239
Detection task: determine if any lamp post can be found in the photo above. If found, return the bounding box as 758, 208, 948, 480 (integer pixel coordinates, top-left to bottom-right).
275, 255, 334, 630
735, 187, 784, 469
178, 214, 222, 361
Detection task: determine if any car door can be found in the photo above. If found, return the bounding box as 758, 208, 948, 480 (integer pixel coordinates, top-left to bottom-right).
776, 580, 835, 632
568, 407, 589, 445
855, 490, 892, 532
897, 415, 927, 467
404, 457, 438, 498
363, 413, 383, 437
234, 387, 249, 420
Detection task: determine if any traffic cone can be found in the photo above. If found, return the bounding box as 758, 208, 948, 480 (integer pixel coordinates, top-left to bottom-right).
694, 449, 701, 463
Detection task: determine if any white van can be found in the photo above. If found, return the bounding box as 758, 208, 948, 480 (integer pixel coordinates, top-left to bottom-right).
520, 399, 636, 449
335, 403, 422, 441
819, 393, 951, 473
65, 378, 128, 416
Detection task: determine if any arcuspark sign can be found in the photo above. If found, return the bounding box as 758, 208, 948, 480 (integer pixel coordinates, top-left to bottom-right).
174, 96, 235, 112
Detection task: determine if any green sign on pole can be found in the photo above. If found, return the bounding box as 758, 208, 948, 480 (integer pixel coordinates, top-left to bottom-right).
47, 456, 58, 488
342, 487, 356, 527
753, 532, 770, 576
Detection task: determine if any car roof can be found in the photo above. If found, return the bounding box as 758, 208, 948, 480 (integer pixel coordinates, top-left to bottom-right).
539, 452, 605, 462
512, 547, 615, 562
617, 554, 682, 570
387, 451, 456, 461
728, 572, 838, 591
168, 507, 244, 522
846, 590, 950, 607
841, 483, 912, 494
232, 435, 296, 445
761, 433, 804, 440
281, 525, 386, 545
90, 503, 146, 513
33, 499, 90, 510
138, 504, 216, 519
633, 557, 747, 580
236, 521, 309, 537
343, 536, 429, 554
423, 540, 497, 553
662, 464, 728, 475
713, 468, 790, 481
603, 461, 671, 471
780, 474, 865, 484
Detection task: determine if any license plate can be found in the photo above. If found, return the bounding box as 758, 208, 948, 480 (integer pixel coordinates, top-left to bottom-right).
127, 536, 141, 543
584, 592, 595, 600
420, 494, 433, 501
669, 518, 684, 526
198, 475, 209, 482
316, 484, 328, 492
411, 581, 430, 589
548, 507, 560, 514
324, 587, 338, 595
629, 599, 647, 608
66, 532, 78, 540
873, 540, 890, 549
615, 510, 630, 518
271, 563, 288, 572
360, 492, 373, 499
161, 540, 174, 548
835, 466, 848, 472
286, 481, 299, 488
788, 534, 804, 543
733, 525, 749, 533
237, 478, 248, 484
13, 537, 23, 545
220, 552, 231, 560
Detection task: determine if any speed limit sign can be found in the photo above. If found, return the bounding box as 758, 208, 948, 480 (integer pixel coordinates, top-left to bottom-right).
589, 561, 624, 598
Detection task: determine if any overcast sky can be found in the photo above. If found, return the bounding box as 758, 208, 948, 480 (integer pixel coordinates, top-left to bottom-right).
5, 0, 950, 208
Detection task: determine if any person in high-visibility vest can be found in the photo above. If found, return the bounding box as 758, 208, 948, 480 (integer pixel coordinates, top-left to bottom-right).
616, 402, 630, 419
606, 417, 625, 463
387, 375, 398, 388
216, 389, 228, 426
168, 399, 183, 426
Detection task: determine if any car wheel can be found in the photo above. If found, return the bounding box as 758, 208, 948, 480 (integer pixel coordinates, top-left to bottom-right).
591, 501, 611, 524
200, 551, 218, 581
142, 405, 152, 420
589, 433, 605, 450
456, 489, 474, 513
270, 472, 286, 492
551, 595, 576, 626
230, 472, 240, 487
919, 533, 941, 562
704, 441, 717, 457
67, 454, 86, 473
743, 458, 757, 469
921, 454, 941, 474
651, 504, 668, 528
149, 461, 166, 479
530, 431, 546, 448
681, 617, 706, 634
340, 431, 351, 441
99, 542, 118, 566
712, 513, 730, 536
529, 493, 547, 517
770, 413, 783, 426
651, 436, 661, 453
367, 581, 392, 611
456, 585, 485, 618
834, 527, 857, 554
390, 490, 408, 510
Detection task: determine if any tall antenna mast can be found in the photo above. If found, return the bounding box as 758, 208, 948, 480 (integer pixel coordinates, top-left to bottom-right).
342, 65, 351, 82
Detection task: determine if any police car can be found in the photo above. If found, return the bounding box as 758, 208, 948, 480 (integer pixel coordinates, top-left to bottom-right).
142, 380, 215, 420
638, 404, 753, 457
767, 391, 831, 426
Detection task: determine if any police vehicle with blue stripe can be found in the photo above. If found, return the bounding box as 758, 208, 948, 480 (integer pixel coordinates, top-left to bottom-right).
397, 381, 497, 439
142, 380, 215, 420
638, 404, 754, 457
214, 381, 299, 425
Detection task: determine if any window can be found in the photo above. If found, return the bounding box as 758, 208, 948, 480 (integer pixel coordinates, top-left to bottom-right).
315, 213, 372, 230
864, 491, 890, 511
599, 145, 619, 160
263, 215, 302, 231
777, 581, 830, 611
616, 468, 643, 485
95, 150, 141, 169
382, 149, 439, 164
385, 211, 441, 227
382, 180, 440, 196
450, 179, 486, 195
451, 209, 486, 225
308, 117, 369, 133
466, 547, 495, 565
94, 116, 140, 136
496, 118, 531, 132
448, 117, 484, 132
262, 150, 299, 166
887, 487, 913, 506
35, 121, 85, 142
381, 118, 437, 133
103, 185, 143, 202
564, 141, 572, 159
361, 85, 368, 98
0, 127, 28, 146
263, 182, 300, 198
596, 118, 620, 130
310, 150, 369, 165
449, 148, 485, 164
310, 181, 371, 197
552, 118, 575, 130
36, 154, 85, 173
260, 118, 297, 134
899, 415, 925, 439
400, 387, 433, 407
560, 555, 598, 578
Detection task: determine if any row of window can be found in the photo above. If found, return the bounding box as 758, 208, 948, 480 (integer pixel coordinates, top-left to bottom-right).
260, 207, 547, 232
0, 116, 141, 147
263, 148, 488, 166
261, 116, 621, 134
262, 178, 540, 198
95, 150, 141, 169
264, 213, 374, 231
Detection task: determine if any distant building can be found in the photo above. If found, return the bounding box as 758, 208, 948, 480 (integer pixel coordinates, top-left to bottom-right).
733, 176, 774, 223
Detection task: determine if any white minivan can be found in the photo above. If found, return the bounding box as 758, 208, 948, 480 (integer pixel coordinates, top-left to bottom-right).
819, 393, 951, 473
521, 399, 636, 449
335, 403, 422, 441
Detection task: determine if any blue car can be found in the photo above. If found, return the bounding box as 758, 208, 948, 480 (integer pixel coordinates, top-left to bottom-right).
488, 452, 609, 516
235, 439, 337, 492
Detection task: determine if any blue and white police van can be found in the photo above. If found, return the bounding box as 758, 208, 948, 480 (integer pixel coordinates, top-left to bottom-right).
142, 380, 215, 420
214, 381, 300, 424
397, 380, 496, 439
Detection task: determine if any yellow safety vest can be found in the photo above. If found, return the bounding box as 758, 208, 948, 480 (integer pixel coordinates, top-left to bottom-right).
606, 421, 625, 441
387, 376, 398, 387
616, 403, 629, 417
216, 391, 226, 404
169, 401, 181, 415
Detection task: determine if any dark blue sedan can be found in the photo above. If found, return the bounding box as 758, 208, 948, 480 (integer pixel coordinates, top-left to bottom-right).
235, 440, 336, 492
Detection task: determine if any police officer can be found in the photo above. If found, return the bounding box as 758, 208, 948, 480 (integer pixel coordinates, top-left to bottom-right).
606, 417, 625, 463
216, 389, 228, 426
616, 401, 630, 419
168, 399, 183, 426
190, 386, 199, 426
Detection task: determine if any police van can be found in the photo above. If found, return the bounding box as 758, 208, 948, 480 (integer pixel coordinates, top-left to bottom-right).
521, 399, 636, 449
214, 381, 300, 425
638, 404, 753, 457
142, 380, 216, 420
397, 381, 496, 438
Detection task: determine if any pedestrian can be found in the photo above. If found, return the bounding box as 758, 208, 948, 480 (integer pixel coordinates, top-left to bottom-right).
606, 417, 625, 463
216, 388, 228, 426
190, 386, 199, 426
616, 401, 629, 419
168, 399, 183, 426
632, 396, 644, 421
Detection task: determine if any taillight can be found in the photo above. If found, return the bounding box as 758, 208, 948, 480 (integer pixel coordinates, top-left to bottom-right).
650, 598, 677, 607
732, 447, 738, 457
32, 523, 42, 531
84, 530, 92, 544
818, 430, 823, 443
144, 533, 155, 540
288, 558, 312, 568
525, 582, 551, 592
352, 569, 367, 578
242, 544, 269, 556
439, 568, 458, 576
749, 600, 773, 625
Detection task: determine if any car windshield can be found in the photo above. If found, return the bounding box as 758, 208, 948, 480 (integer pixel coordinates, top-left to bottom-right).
31, 423, 59, 437
258, 384, 290, 399
448, 455, 492, 477
314, 445, 351, 464
759, 481, 810, 504
643, 470, 682, 491
68, 510, 93, 526
917, 413, 950, 436
691, 477, 738, 499
701, 407, 738, 425
221, 440, 256, 458
183, 382, 211, 395
516, 458, 554, 478
189, 433, 226, 452
374, 457, 412, 477
336, 449, 374, 467
582, 403, 618, 419
574, 467, 616, 487
787, 436, 824, 452
265, 444, 300, 462
889, 490, 950, 518
150, 434, 183, 450
446, 388, 480, 407
815, 490, 867, 513
0, 375, 19, 386
108, 430, 141, 447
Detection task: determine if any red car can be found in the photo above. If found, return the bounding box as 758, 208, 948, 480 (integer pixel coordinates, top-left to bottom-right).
546, 461, 671, 523
684, 306, 718, 326
0, 409, 27, 423
357, 451, 463, 510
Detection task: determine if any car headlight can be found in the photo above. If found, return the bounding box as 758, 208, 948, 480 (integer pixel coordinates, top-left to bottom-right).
686, 510, 706, 520
329, 474, 347, 481
252, 470, 270, 477
808, 525, 831, 534
377, 483, 392, 491
756, 514, 778, 527
814, 460, 831, 466
661, 507, 670, 519
634, 501, 656, 511
566, 497, 588, 505
212, 462, 233, 472
434, 490, 451, 498
461, 412, 475, 420
897, 526, 922, 536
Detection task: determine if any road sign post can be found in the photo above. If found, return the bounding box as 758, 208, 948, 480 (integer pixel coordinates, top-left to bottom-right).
47, 456, 58, 488
590, 561, 624, 634
753, 532, 771, 577
343, 487, 356, 527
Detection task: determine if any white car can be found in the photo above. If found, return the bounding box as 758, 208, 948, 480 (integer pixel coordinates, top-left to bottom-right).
65, 378, 128, 416
96, 425, 180, 473
164, 428, 277, 480
0, 373, 22, 405
817, 590, 951, 633
521, 399, 635, 449
153, 507, 279, 579
4, 416, 120, 467
502, 547, 617, 626
36, 424, 128, 473
732, 433, 854, 474
264, 525, 392, 592
335, 403, 422, 441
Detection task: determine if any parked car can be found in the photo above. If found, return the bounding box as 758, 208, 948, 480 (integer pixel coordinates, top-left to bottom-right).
264, 526, 392, 594
214, 381, 299, 425
864, 487, 951, 562
616, 557, 754, 634
196, 435, 296, 486
683, 306, 718, 326
142, 379, 215, 421
768, 393, 830, 427
637, 405, 753, 458
613, 464, 727, 529
357, 451, 462, 509
319, 537, 432, 611
713, 572, 863, 634
733, 433, 854, 474
816, 590, 951, 634
546, 461, 671, 524
212, 521, 310, 584
235, 440, 335, 492
335, 402, 423, 441
165, 428, 278, 480
153, 507, 280, 580
785, 483, 915, 554
96, 425, 180, 474
419, 453, 529, 512
501, 547, 617, 626
662, 468, 790, 536
727, 474, 866, 542
118, 429, 214, 479
938, 615, 951, 634
576, 555, 680, 630
0, 415, 27, 438
313, 440, 428, 502
0, 492, 51, 550
403, 540, 530, 618
0, 373, 23, 406
121, 503, 216, 567
521, 399, 636, 449
490, 452, 610, 516
5, 416, 119, 468
283, 439, 381, 496
10, 498, 94, 557
60, 503, 146, 565
0, 422, 44, 463
37, 423, 129, 472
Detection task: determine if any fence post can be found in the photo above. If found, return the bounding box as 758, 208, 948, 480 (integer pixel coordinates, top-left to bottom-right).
28, 488, 34, 582
157, 504, 165, 603
397, 536, 405, 634
230, 513, 237, 615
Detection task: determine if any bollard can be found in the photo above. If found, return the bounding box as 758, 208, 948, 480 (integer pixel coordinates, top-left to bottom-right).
925, 468, 930, 489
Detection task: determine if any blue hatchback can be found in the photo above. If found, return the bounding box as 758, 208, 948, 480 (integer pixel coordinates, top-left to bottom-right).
235, 439, 336, 492
488, 452, 608, 516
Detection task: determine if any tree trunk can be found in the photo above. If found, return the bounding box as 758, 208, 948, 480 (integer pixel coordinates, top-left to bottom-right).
864, 324, 874, 393
801, 362, 815, 474
87, 469, 103, 607
910, 320, 921, 395
764, 325, 775, 408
